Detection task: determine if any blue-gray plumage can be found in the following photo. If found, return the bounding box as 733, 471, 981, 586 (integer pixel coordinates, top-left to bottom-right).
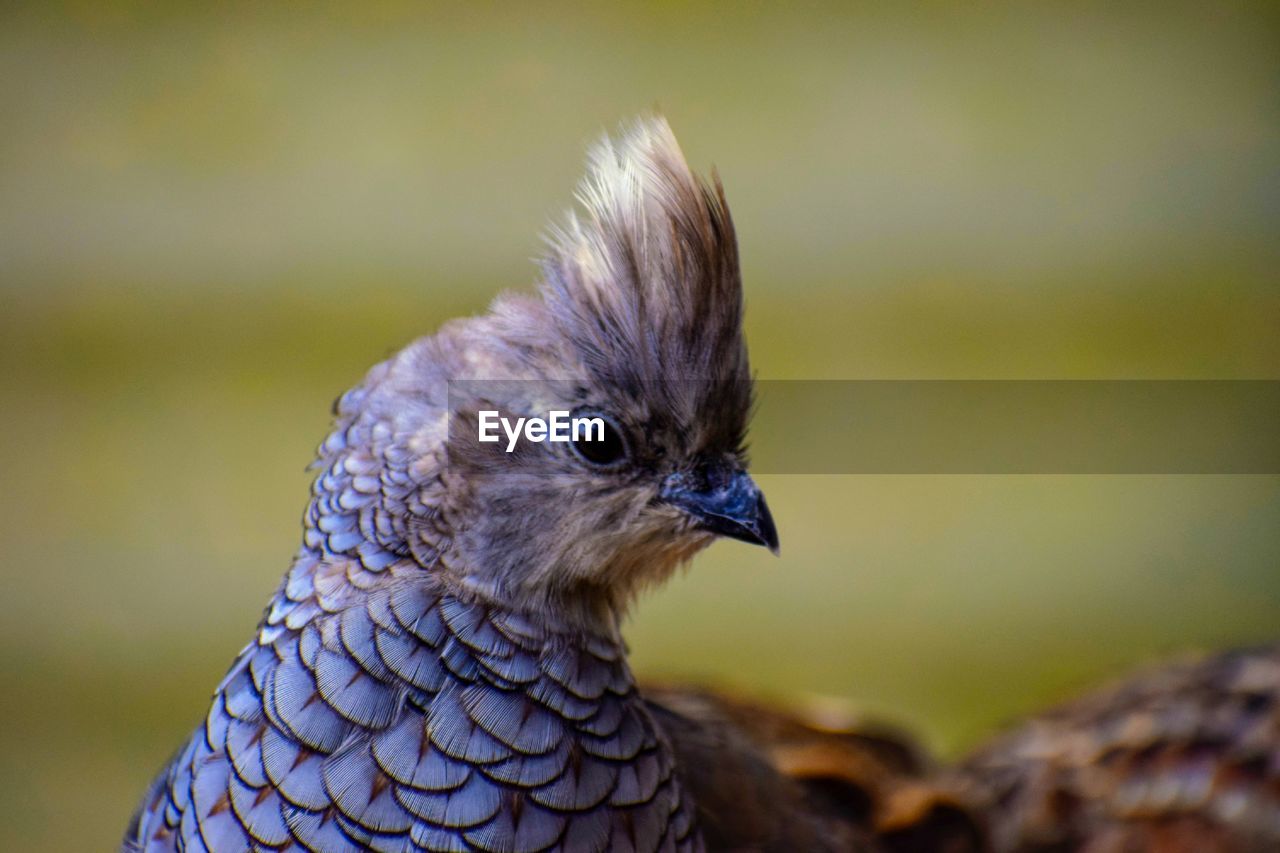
132, 546, 693, 852
122, 117, 820, 853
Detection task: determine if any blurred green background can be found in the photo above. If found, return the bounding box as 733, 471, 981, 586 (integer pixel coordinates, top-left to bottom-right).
2, 2, 1278, 849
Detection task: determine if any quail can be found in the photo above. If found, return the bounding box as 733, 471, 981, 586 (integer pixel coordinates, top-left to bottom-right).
124, 117, 829, 853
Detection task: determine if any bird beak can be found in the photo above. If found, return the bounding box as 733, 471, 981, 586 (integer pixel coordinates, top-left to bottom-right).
659, 466, 780, 555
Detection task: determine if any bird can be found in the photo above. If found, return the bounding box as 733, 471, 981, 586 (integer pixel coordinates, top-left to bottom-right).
122, 115, 863, 853
952, 643, 1280, 852
711, 642, 1280, 852
655, 644, 1280, 853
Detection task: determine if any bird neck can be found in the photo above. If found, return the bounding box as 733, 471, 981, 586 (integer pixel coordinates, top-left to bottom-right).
300, 426, 637, 645
273, 545, 633, 666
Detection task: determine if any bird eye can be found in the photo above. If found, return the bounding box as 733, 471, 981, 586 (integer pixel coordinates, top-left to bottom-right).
570, 411, 630, 468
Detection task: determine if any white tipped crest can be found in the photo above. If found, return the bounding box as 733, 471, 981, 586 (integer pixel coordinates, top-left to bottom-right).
540, 116, 749, 406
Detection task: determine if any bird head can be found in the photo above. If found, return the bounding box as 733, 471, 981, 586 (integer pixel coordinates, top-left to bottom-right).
316, 117, 775, 626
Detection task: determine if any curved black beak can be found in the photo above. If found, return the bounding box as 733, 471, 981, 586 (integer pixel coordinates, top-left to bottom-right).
659, 465, 780, 554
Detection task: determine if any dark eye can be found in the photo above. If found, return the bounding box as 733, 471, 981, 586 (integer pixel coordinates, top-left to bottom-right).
570, 411, 630, 468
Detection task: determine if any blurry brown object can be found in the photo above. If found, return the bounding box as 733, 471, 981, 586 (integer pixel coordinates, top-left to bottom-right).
651, 644, 1280, 852
954, 644, 1280, 852
643, 684, 985, 852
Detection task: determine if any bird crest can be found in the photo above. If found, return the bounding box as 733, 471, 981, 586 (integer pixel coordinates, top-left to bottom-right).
540, 116, 747, 384
537, 115, 752, 449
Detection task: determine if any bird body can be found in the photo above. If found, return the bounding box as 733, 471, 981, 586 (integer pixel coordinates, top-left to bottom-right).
129, 576, 697, 852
